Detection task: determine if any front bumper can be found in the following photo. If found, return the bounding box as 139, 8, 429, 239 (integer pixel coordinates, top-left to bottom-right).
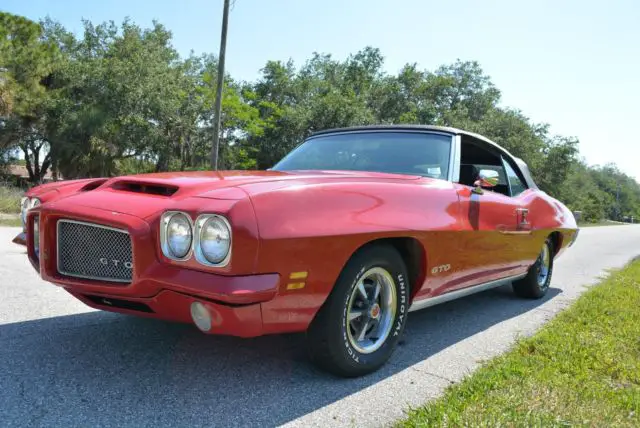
56, 268, 280, 338
27, 204, 281, 337
57, 269, 279, 337
69, 288, 266, 338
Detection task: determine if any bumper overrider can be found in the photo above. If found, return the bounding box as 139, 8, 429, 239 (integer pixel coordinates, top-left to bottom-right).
25, 202, 280, 338
12, 231, 27, 246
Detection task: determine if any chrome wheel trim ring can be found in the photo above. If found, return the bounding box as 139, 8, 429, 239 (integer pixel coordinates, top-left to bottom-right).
345, 267, 397, 354
537, 244, 551, 287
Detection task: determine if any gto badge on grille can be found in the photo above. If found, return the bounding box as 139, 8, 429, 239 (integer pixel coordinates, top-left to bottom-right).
99, 258, 133, 269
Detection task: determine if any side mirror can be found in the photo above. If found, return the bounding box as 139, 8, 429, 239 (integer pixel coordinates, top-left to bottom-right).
472, 169, 499, 194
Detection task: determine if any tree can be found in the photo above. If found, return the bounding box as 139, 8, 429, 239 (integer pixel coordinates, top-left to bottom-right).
44, 19, 188, 177
2, 12, 638, 222
0, 12, 60, 181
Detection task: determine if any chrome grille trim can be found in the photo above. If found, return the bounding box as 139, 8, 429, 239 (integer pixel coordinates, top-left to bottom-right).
56, 219, 133, 283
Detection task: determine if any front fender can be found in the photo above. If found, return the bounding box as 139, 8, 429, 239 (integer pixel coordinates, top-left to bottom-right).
13, 178, 109, 245
248, 180, 460, 333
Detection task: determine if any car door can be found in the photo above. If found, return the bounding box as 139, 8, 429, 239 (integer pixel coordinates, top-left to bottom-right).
446, 143, 533, 292
452, 186, 529, 288
501, 156, 532, 234
500, 155, 539, 259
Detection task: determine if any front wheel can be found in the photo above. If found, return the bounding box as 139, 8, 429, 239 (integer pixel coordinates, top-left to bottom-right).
513, 237, 554, 299
306, 245, 410, 377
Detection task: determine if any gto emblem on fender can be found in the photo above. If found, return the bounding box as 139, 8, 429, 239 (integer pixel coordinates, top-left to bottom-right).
431, 264, 451, 274
99, 258, 133, 269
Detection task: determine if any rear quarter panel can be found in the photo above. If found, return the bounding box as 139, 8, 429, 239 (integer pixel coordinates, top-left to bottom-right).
517, 189, 579, 257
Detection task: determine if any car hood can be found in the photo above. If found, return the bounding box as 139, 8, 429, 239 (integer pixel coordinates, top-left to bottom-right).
122, 169, 418, 187
51, 170, 422, 219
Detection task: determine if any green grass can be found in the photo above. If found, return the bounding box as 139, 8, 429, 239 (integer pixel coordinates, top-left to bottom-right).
400, 261, 640, 427
0, 185, 23, 214
0, 217, 22, 227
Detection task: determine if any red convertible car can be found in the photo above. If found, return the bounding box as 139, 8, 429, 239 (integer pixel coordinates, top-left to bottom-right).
17, 125, 578, 377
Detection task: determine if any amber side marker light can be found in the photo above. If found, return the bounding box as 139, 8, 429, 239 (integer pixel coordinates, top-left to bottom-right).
287, 271, 308, 290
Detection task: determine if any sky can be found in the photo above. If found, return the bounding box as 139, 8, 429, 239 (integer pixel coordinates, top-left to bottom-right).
3, 0, 640, 182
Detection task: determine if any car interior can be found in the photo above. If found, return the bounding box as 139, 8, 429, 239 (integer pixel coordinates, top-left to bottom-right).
457, 136, 512, 197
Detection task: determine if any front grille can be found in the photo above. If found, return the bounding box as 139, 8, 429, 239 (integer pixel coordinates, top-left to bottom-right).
57, 220, 133, 283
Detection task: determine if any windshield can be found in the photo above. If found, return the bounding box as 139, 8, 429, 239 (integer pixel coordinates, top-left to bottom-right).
273, 132, 452, 179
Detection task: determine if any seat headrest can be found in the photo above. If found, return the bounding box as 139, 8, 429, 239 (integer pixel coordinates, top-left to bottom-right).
459, 164, 479, 186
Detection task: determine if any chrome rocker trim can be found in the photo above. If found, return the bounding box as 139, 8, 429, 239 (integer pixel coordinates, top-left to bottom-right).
409, 273, 527, 312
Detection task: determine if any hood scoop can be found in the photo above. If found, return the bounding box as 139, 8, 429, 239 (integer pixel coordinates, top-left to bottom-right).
111, 180, 178, 197
80, 178, 109, 191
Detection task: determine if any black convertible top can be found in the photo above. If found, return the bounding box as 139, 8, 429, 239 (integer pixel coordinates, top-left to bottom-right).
309, 125, 539, 190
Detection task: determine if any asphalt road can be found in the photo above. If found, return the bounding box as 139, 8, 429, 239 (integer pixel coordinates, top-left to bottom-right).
1, 225, 639, 428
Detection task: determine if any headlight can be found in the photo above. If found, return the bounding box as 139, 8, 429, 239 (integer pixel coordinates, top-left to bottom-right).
33, 215, 40, 257
160, 212, 193, 260
20, 197, 41, 227
195, 214, 231, 266
20, 197, 30, 226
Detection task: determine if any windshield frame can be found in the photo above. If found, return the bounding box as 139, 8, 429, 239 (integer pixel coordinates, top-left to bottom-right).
273, 130, 458, 181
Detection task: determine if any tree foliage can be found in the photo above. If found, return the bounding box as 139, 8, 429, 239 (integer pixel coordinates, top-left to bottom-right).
0, 12, 61, 176
1, 12, 638, 221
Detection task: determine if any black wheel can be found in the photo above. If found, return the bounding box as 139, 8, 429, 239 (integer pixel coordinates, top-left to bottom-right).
306, 244, 410, 377
513, 237, 554, 299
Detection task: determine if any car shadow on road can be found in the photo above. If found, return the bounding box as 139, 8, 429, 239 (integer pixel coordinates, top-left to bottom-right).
0, 285, 562, 427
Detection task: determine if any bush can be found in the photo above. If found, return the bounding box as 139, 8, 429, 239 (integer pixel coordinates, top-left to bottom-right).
0, 185, 23, 214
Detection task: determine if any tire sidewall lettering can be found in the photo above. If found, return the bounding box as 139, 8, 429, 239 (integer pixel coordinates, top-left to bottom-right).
392, 273, 407, 337
341, 263, 408, 365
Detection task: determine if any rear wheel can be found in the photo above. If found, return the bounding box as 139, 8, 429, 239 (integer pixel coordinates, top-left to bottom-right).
513, 238, 554, 299
307, 244, 409, 377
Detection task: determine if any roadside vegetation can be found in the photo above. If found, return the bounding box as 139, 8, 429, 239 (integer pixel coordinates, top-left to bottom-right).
400, 261, 640, 427
0, 184, 21, 214
0, 217, 21, 227
1, 11, 639, 222
578, 220, 630, 227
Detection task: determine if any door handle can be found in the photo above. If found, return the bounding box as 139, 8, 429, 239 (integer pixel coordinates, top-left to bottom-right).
516, 208, 530, 227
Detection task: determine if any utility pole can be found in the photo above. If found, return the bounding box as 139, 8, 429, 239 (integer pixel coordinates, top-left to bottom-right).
615, 182, 620, 221
210, 0, 231, 170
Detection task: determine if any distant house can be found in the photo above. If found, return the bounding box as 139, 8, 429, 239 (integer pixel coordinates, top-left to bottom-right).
4, 164, 61, 186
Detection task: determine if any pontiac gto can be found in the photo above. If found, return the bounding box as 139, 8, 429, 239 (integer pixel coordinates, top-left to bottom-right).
16, 125, 578, 377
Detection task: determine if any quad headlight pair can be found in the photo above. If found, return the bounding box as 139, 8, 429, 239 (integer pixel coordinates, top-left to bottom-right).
160, 212, 231, 266
20, 197, 41, 226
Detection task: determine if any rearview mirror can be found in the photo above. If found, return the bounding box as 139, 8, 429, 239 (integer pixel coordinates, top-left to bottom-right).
474, 169, 499, 188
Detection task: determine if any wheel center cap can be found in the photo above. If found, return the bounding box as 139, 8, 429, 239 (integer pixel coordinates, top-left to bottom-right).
369, 303, 381, 319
